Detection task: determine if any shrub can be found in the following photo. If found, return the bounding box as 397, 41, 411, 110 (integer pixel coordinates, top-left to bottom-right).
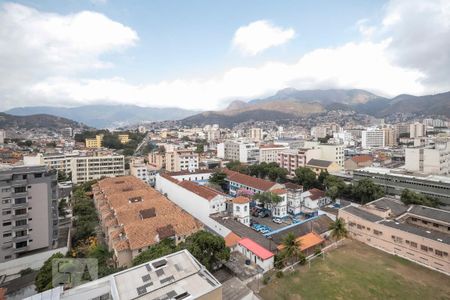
262, 275, 270, 285
276, 271, 284, 278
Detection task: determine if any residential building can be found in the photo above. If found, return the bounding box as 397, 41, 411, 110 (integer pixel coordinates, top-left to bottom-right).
62, 127, 73, 138
250, 128, 263, 142
71, 155, 125, 184
339, 197, 450, 275
223, 169, 284, 196
303, 141, 345, 167
232, 196, 251, 226
85, 134, 103, 148
129, 158, 158, 186
0, 130, 4, 144
353, 167, 450, 207
344, 155, 373, 171
148, 152, 166, 170
217, 141, 259, 163
383, 127, 397, 146
24, 152, 80, 174
270, 189, 288, 219
93, 176, 202, 267
362, 129, 385, 149
305, 159, 341, 175
301, 188, 331, 212
0, 165, 58, 262
259, 144, 289, 163
394, 123, 410, 138
165, 149, 199, 172
118, 134, 129, 144
405, 141, 450, 175
285, 182, 304, 215
410, 122, 426, 138
277, 148, 321, 176
26, 249, 222, 300
237, 238, 274, 272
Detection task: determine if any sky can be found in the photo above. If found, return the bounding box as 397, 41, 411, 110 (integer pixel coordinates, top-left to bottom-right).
0, 0, 449, 110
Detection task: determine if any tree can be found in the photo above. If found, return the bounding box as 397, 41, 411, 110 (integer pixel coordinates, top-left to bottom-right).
294, 167, 318, 190
252, 192, 282, 209
132, 239, 177, 266
324, 175, 346, 200
329, 218, 348, 244
280, 233, 302, 266
57, 170, 71, 182
195, 143, 204, 153
400, 189, 442, 208
352, 179, 384, 204
181, 231, 230, 271
35, 252, 65, 292
208, 171, 228, 191
226, 161, 249, 174
317, 170, 329, 188
58, 199, 68, 218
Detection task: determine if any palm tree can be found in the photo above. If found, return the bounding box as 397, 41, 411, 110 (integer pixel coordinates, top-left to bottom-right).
280, 233, 302, 265
329, 218, 348, 246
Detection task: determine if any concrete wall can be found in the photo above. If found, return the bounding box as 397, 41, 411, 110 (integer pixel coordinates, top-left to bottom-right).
237, 244, 274, 272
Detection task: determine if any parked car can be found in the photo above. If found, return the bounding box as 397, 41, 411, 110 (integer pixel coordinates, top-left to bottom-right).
272, 218, 282, 224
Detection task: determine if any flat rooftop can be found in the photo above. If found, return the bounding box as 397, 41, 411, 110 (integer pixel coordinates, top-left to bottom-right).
356, 167, 450, 184
366, 197, 408, 217
380, 220, 450, 245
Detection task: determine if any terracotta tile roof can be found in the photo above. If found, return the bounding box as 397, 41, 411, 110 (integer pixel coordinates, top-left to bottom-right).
271, 188, 287, 195
95, 176, 202, 251
284, 182, 303, 190
223, 169, 277, 191
307, 188, 326, 200
224, 232, 241, 248
233, 196, 250, 204
178, 180, 225, 201
350, 155, 373, 164
277, 232, 324, 251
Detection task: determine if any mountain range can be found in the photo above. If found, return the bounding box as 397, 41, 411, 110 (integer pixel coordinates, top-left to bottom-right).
3, 89, 450, 128
182, 89, 450, 127
5, 105, 198, 128
0, 112, 88, 130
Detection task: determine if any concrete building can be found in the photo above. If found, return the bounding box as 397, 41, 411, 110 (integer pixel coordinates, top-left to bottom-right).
339, 197, 450, 275
250, 128, 263, 142
303, 141, 345, 167
353, 167, 450, 207
305, 159, 342, 175
232, 196, 251, 226
26, 249, 222, 300
93, 176, 202, 267
223, 169, 284, 196
362, 129, 385, 149
217, 141, 259, 164
85, 135, 103, 148
0, 129, 5, 144
277, 148, 321, 176
71, 155, 125, 184
237, 238, 274, 272
130, 158, 158, 186
405, 141, 450, 175
285, 182, 304, 215
301, 188, 331, 212
344, 155, 373, 171
62, 127, 73, 138
383, 127, 397, 146
24, 152, 80, 175
259, 144, 289, 163
410, 122, 426, 138
0, 165, 58, 262
165, 150, 199, 172
117, 134, 129, 144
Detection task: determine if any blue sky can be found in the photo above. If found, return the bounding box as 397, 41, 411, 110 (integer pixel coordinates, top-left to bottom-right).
0, 0, 449, 110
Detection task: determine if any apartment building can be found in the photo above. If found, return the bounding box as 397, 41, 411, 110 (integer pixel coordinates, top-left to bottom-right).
71, 155, 125, 184
0, 165, 58, 262
118, 134, 129, 144
0, 129, 5, 144
410, 122, 426, 138
303, 141, 345, 167
165, 150, 199, 172
361, 129, 385, 149
383, 127, 397, 146
277, 148, 321, 176
85, 134, 103, 148
26, 249, 222, 300
129, 158, 158, 186
24, 152, 80, 174
217, 141, 259, 163
405, 141, 450, 175
353, 167, 450, 207
250, 128, 263, 141
259, 144, 289, 163
93, 176, 202, 267
339, 197, 450, 274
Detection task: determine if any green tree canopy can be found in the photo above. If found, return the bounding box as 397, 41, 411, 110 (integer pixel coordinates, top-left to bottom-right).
401, 189, 442, 208
280, 233, 302, 266
294, 167, 318, 190
329, 218, 348, 242
253, 192, 282, 209
352, 179, 384, 204
132, 239, 177, 266
35, 252, 65, 292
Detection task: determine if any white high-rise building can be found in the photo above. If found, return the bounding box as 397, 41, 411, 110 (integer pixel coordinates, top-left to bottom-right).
71, 155, 125, 184
362, 129, 385, 149
0, 129, 5, 144
250, 128, 263, 141
410, 122, 426, 138
405, 141, 450, 175
217, 141, 259, 163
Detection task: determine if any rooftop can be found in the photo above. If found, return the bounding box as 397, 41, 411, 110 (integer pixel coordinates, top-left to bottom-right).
356, 167, 450, 184
306, 159, 334, 168
341, 205, 383, 222
233, 196, 250, 204
178, 180, 225, 201
366, 197, 408, 217
223, 169, 278, 191
277, 232, 324, 252
306, 188, 326, 200
348, 155, 373, 164
408, 205, 450, 224
380, 220, 450, 245
238, 238, 274, 260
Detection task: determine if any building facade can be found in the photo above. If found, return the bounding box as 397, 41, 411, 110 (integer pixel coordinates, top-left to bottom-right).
277, 149, 321, 176
259, 144, 289, 163
0, 165, 58, 262
362, 129, 385, 149
71, 155, 125, 184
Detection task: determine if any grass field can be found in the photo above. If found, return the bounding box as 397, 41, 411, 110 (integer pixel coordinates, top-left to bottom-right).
259, 240, 450, 300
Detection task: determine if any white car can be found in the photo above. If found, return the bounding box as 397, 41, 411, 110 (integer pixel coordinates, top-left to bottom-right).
272, 218, 282, 224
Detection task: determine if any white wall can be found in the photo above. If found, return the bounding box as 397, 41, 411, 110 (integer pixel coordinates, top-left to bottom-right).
155, 175, 231, 237
237, 244, 274, 272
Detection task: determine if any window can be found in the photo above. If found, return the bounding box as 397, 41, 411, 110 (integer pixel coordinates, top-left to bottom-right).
410, 242, 417, 248
373, 230, 382, 236
15, 208, 27, 215
15, 219, 27, 226
15, 241, 27, 249
2, 199, 11, 204
1, 188, 10, 193
3, 232, 11, 237
14, 187, 26, 193
421, 245, 428, 251
15, 230, 27, 237
14, 198, 27, 204
435, 250, 443, 257
2, 210, 11, 215
2, 222, 11, 227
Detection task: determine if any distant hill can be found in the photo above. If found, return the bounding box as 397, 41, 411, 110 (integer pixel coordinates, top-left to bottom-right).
0, 112, 88, 130
182, 88, 450, 127
5, 105, 199, 128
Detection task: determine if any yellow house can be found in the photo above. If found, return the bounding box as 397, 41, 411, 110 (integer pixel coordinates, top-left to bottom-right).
118, 134, 129, 144
306, 158, 342, 175
85, 134, 103, 148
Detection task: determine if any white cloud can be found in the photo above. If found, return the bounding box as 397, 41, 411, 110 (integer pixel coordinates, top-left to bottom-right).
1, 1, 449, 111
232, 20, 295, 55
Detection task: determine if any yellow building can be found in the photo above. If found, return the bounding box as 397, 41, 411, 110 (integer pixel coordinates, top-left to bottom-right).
118, 134, 129, 144
306, 158, 341, 175
85, 134, 103, 148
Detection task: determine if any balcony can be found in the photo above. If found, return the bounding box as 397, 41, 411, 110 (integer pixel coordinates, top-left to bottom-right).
12, 223, 29, 231
13, 245, 30, 253
13, 235, 29, 242
12, 201, 28, 209
11, 213, 28, 220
